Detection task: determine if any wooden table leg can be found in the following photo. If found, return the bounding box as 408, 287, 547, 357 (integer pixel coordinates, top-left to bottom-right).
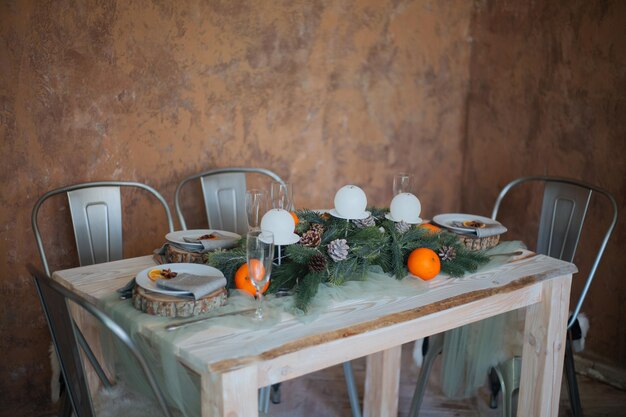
364, 345, 402, 417
518, 274, 572, 417
201, 366, 258, 417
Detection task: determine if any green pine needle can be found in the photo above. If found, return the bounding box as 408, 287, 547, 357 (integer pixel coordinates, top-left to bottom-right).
294, 272, 323, 312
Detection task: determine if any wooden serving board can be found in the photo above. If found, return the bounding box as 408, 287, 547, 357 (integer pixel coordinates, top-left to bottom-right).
161, 244, 208, 264
457, 233, 500, 251
132, 285, 228, 318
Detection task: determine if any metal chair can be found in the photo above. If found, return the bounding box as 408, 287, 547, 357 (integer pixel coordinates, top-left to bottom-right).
176, 169, 362, 416
489, 176, 617, 417
31, 265, 173, 417
32, 181, 174, 276
31, 181, 175, 415
409, 176, 618, 417
174, 167, 285, 234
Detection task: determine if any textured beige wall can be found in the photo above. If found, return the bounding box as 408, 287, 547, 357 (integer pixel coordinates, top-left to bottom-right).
461, 0, 626, 365
0, 1, 473, 414
2, 0, 624, 414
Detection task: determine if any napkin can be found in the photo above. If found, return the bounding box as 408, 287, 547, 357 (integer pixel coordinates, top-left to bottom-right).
156, 273, 227, 300
452, 221, 507, 238
183, 233, 238, 251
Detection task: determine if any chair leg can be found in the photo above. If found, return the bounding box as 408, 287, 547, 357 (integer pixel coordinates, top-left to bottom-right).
59, 388, 73, 417
565, 336, 584, 417
259, 386, 271, 413
491, 357, 521, 417
270, 383, 281, 404
74, 324, 112, 388
489, 367, 501, 409
408, 333, 444, 417
343, 361, 362, 417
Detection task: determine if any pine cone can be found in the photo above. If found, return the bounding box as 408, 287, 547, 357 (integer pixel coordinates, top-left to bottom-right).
395, 220, 411, 234
352, 215, 375, 228
308, 253, 327, 272
438, 245, 457, 262
328, 238, 349, 262
300, 225, 323, 247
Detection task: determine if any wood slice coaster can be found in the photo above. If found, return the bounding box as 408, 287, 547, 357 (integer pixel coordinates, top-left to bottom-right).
457, 234, 500, 251
162, 244, 208, 264
132, 286, 227, 318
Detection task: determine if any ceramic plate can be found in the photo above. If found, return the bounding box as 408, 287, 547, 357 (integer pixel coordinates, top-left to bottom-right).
384, 213, 423, 224
135, 263, 225, 296
165, 229, 241, 251
329, 209, 371, 220
432, 213, 502, 233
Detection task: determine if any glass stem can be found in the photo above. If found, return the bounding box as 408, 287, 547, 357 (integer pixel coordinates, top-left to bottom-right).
256, 289, 264, 318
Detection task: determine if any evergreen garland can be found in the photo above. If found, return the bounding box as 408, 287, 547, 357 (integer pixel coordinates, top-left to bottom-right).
207, 208, 490, 312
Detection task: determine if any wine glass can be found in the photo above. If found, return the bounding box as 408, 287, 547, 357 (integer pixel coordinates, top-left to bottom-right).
246, 189, 268, 230
246, 230, 274, 320
270, 182, 293, 211
393, 173, 413, 196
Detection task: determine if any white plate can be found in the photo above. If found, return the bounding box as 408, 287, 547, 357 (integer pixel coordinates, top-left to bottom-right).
432, 213, 503, 233
165, 229, 241, 251
385, 213, 423, 224
135, 263, 225, 296
329, 209, 371, 220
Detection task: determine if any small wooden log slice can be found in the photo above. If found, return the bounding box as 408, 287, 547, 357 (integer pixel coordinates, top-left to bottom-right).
132, 286, 227, 318
457, 234, 501, 251
163, 244, 207, 264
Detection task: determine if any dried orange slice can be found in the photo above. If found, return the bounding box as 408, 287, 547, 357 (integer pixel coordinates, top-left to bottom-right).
148, 269, 163, 281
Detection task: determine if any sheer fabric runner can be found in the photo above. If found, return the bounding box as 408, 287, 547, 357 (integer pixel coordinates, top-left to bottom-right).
100, 241, 526, 415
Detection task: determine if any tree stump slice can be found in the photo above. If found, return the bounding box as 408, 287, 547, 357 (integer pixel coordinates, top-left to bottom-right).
132, 286, 227, 318
162, 244, 208, 264
457, 234, 501, 251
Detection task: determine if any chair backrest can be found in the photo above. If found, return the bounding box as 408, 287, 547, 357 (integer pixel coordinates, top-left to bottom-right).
32, 181, 174, 276
491, 176, 618, 328
31, 266, 173, 417
174, 167, 285, 234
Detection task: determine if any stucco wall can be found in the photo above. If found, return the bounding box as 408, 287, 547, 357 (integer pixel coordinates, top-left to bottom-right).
0, 1, 473, 414
2, 0, 625, 415
462, 0, 626, 365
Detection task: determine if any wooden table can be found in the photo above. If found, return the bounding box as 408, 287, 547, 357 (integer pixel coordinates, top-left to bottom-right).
52, 252, 576, 417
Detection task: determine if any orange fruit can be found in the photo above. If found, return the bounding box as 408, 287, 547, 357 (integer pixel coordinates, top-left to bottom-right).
419, 223, 441, 233
290, 211, 299, 228
407, 248, 441, 280
234, 261, 269, 296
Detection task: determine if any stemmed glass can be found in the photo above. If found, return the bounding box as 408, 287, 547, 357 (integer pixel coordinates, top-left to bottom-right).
270, 182, 294, 211
246, 230, 274, 320
393, 173, 413, 196
246, 189, 268, 230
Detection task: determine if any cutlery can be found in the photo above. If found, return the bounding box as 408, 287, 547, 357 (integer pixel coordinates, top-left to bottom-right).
165, 307, 256, 331
116, 277, 136, 294
489, 250, 525, 257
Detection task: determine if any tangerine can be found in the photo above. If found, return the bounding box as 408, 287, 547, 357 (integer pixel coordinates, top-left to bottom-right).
407, 248, 441, 280
290, 211, 299, 228
234, 261, 269, 296
419, 223, 441, 233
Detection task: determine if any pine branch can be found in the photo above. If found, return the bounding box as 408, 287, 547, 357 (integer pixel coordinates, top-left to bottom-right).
207, 248, 246, 287
285, 244, 319, 264
294, 272, 323, 312
269, 262, 307, 291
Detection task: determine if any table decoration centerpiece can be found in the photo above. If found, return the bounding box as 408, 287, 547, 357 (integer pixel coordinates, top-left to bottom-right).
208, 206, 489, 312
